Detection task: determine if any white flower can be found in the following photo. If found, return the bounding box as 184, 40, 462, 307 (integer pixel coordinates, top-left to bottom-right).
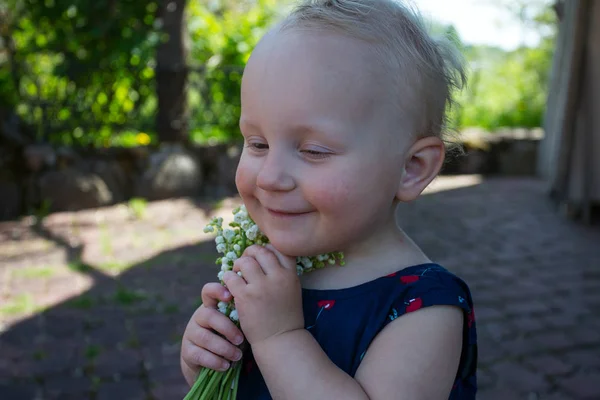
299, 256, 312, 269
233, 244, 241, 252
237, 271, 243, 277
233, 209, 248, 224
229, 309, 239, 321
221, 261, 232, 271
218, 301, 228, 314
241, 220, 250, 230
215, 236, 225, 244
226, 251, 238, 261
217, 271, 225, 280
203, 226, 214, 233
223, 229, 236, 242
216, 243, 227, 254
296, 265, 304, 275
245, 225, 258, 240
317, 254, 329, 261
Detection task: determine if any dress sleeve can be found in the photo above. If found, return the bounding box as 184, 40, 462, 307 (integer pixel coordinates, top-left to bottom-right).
383, 265, 478, 384
384, 266, 475, 325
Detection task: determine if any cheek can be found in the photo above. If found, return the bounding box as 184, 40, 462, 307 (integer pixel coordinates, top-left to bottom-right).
235, 156, 256, 197
305, 167, 394, 219
305, 174, 354, 213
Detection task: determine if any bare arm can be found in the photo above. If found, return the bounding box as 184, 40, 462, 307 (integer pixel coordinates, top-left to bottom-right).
252, 328, 369, 400
251, 305, 464, 400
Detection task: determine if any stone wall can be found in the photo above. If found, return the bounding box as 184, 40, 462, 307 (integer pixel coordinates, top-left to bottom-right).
0, 128, 543, 221
442, 128, 543, 176
0, 143, 241, 220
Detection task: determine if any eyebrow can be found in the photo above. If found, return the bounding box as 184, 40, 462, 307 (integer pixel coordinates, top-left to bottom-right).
240, 118, 343, 138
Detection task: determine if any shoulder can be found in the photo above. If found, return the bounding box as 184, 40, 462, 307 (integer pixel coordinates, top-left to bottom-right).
354, 264, 477, 399
385, 263, 475, 323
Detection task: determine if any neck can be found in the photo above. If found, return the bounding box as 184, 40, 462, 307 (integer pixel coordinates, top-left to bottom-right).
300, 214, 431, 290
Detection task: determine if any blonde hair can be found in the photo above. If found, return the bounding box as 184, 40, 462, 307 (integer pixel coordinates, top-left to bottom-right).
277, 0, 466, 146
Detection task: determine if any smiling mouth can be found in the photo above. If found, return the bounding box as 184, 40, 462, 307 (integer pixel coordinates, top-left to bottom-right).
266, 208, 312, 218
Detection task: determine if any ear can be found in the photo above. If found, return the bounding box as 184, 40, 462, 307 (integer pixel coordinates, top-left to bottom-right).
395, 136, 445, 202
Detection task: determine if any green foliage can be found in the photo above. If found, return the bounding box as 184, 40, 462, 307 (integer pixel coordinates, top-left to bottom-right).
450, 39, 555, 130
186, 0, 285, 144
448, 1, 557, 131
2, 0, 160, 146
127, 197, 148, 219
1, 0, 557, 148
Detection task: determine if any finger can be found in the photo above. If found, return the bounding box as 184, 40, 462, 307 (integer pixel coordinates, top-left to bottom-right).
263, 243, 297, 270
182, 338, 232, 372
233, 256, 265, 283
223, 271, 246, 296
195, 307, 244, 345
186, 327, 243, 363
243, 245, 283, 274
201, 282, 232, 309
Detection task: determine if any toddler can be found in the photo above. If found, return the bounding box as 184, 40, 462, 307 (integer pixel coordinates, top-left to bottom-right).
181, 0, 477, 398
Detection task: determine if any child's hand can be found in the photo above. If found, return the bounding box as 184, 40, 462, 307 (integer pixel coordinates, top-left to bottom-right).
224, 244, 304, 346
180, 282, 245, 386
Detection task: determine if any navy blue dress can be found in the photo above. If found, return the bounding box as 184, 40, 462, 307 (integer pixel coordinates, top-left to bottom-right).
238, 263, 478, 399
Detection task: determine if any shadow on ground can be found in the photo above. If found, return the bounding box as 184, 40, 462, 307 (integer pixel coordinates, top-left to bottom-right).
1, 176, 600, 400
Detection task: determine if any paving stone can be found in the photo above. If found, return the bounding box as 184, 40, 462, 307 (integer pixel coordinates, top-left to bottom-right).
503, 300, 551, 316
523, 355, 575, 377
527, 332, 574, 351
566, 326, 600, 346
93, 348, 142, 378
476, 387, 527, 400
44, 376, 92, 399
542, 312, 580, 330
0, 382, 40, 400
96, 379, 147, 400
472, 306, 504, 322
475, 368, 495, 390
150, 381, 190, 400
557, 373, 600, 400
510, 316, 547, 335
490, 361, 551, 393
563, 349, 600, 369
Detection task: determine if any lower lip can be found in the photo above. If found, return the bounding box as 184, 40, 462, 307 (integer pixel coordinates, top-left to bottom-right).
267, 209, 311, 218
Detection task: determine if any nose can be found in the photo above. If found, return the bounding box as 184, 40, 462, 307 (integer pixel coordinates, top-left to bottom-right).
256, 151, 295, 192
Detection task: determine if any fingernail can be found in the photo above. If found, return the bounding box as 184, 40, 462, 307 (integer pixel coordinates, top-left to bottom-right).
223, 290, 231, 298
234, 335, 243, 345
221, 361, 230, 371
233, 350, 243, 361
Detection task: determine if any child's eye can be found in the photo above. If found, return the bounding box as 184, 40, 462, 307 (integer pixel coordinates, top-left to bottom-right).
301, 149, 330, 159
245, 142, 269, 151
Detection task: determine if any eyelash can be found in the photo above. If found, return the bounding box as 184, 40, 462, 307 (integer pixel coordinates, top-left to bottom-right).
245, 143, 330, 159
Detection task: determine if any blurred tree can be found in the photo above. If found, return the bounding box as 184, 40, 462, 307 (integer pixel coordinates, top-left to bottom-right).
156, 0, 188, 144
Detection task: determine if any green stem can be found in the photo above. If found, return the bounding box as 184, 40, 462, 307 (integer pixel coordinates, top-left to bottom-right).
183, 367, 211, 400
199, 369, 224, 400
217, 365, 235, 399
231, 363, 241, 400
240, 229, 247, 250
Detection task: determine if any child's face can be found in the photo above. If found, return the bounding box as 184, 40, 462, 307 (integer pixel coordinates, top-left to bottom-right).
235, 30, 412, 256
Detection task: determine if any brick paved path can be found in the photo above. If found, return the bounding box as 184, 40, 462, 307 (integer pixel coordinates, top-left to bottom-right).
0, 176, 599, 399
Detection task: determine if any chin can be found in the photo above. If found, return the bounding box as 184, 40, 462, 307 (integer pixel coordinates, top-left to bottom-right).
266, 236, 333, 258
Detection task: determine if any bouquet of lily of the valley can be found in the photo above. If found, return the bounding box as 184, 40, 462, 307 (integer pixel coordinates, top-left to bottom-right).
183, 205, 344, 400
